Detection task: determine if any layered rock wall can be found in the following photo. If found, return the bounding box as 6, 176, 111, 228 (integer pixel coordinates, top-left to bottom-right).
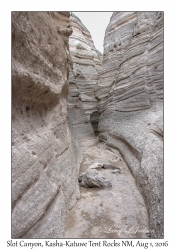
68, 13, 102, 145
12, 11, 163, 239
95, 12, 163, 238
12, 12, 82, 238
64, 13, 151, 239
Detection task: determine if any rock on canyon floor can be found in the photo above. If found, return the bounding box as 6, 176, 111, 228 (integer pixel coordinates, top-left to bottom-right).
64, 139, 149, 238
12, 11, 163, 239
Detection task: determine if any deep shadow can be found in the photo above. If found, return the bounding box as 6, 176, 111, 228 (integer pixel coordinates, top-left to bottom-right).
90, 111, 100, 136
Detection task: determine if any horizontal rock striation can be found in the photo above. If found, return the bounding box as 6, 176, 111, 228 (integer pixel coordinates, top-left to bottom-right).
95, 12, 163, 238
12, 11, 163, 239
12, 12, 82, 238
68, 13, 102, 146
60, 13, 150, 239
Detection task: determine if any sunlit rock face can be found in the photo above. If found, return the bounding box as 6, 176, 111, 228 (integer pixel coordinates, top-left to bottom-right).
68, 13, 102, 146
95, 12, 163, 238
12, 12, 82, 238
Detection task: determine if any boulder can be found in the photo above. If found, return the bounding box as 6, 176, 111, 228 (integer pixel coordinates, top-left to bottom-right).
78, 170, 112, 188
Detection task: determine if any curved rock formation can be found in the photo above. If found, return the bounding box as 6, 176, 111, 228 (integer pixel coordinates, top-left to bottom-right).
95, 12, 163, 238
12, 11, 163, 239
63, 13, 150, 239
68, 13, 102, 147
64, 145, 149, 238
12, 12, 82, 238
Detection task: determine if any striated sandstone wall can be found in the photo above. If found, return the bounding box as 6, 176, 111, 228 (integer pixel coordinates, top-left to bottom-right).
68, 13, 102, 146
12, 12, 82, 238
95, 12, 163, 238
12, 11, 163, 239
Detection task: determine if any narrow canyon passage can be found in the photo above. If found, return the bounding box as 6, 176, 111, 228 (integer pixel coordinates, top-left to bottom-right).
63, 136, 149, 238
12, 11, 163, 239
65, 11, 163, 239
64, 13, 151, 238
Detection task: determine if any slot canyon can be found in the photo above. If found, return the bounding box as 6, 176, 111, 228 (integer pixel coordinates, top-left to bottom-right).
12, 11, 163, 239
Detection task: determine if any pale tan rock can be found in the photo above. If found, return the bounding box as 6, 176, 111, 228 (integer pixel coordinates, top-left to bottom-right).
64, 145, 149, 238
12, 12, 82, 238
78, 170, 112, 188
95, 12, 163, 238
63, 13, 152, 239
12, 11, 163, 239
68, 13, 102, 143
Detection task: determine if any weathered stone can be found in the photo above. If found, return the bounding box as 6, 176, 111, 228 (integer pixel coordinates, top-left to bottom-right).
102, 163, 121, 170
64, 146, 149, 238
12, 11, 163, 239
112, 169, 121, 174
95, 12, 163, 238
12, 11, 82, 238
68, 13, 102, 145
78, 170, 112, 188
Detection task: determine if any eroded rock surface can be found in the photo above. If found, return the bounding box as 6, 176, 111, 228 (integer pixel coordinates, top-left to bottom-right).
79, 170, 112, 188
95, 12, 163, 238
64, 144, 149, 238
62, 12, 153, 239
12, 12, 82, 238
12, 11, 163, 239
68, 13, 102, 146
